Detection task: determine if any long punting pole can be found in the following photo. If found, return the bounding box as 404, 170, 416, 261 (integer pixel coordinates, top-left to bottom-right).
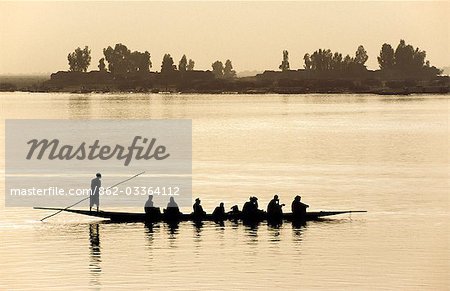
40, 171, 145, 222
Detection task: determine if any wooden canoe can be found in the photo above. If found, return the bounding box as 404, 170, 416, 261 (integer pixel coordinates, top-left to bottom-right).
34, 207, 366, 223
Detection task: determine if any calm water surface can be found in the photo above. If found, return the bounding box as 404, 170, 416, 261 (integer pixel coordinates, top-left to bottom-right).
0, 93, 448, 289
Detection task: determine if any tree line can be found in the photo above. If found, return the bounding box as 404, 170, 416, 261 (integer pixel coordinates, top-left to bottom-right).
278, 46, 368, 73
376, 40, 440, 76
278, 40, 441, 76
67, 43, 236, 79
67, 40, 442, 78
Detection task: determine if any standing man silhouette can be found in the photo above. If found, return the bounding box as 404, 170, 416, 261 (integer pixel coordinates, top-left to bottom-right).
90, 173, 101, 212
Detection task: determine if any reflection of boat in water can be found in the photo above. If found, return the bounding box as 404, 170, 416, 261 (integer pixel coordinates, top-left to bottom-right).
34, 207, 366, 223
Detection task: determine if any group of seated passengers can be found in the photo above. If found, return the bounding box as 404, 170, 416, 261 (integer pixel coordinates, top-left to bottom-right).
145, 194, 309, 219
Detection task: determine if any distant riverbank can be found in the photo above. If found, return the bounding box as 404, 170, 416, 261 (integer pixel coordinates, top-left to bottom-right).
1, 71, 449, 95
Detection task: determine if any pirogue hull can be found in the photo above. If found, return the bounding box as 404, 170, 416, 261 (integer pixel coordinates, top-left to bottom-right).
34, 207, 366, 223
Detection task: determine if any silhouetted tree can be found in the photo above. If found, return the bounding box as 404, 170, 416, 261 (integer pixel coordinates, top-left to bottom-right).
331, 52, 343, 70
305, 47, 367, 75
68, 46, 91, 72
103, 43, 131, 75
394, 39, 427, 72
342, 54, 354, 71
423, 61, 442, 76
412, 48, 426, 70
303, 53, 312, 70
103, 43, 151, 75
161, 54, 177, 73
187, 59, 195, 71
394, 40, 411, 72
354, 45, 368, 67
212, 61, 224, 78
377, 43, 395, 70
310, 49, 332, 71
223, 59, 236, 79
279, 50, 290, 71
98, 58, 106, 72
179, 55, 187, 72
389, 39, 440, 76
129, 51, 151, 73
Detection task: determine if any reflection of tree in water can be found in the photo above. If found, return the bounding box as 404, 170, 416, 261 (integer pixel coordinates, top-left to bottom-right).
68, 95, 91, 118
89, 224, 102, 287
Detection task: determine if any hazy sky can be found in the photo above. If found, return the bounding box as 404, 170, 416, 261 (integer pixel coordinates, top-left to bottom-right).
0, 1, 448, 74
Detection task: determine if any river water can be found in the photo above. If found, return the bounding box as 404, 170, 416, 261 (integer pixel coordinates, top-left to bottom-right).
0, 93, 448, 289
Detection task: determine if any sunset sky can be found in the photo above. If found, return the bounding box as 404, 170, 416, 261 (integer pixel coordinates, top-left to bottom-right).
0, 1, 448, 74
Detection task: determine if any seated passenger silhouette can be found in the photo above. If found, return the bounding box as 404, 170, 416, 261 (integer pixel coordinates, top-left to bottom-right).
164, 197, 181, 218
242, 197, 253, 214
230, 205, 240, 214
144, 195, 161, 218
212, 202, 226, 220
167, 196, 179, 208
144, 194, 154, 211
252, 196, 259, 210
242, 196, 260, 218
192, 198, 206, 218
267, 194, 285, 217
228, 205, 241, 219
291, 195, 309, 221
